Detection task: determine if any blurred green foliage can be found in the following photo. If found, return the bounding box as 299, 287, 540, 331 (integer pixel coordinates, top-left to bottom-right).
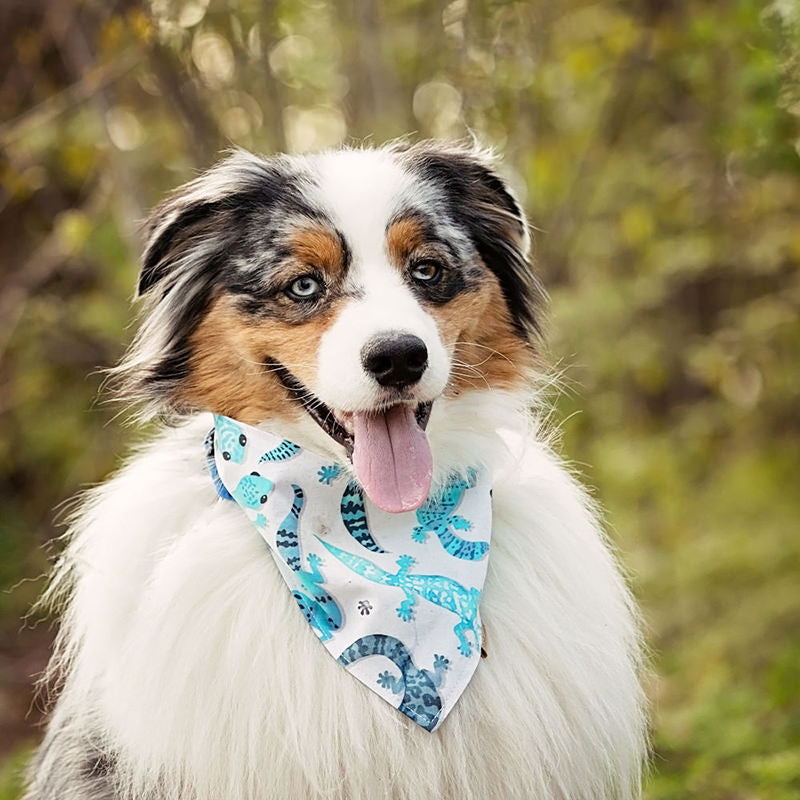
0, 745, 30, 800
1, 0, 798, 797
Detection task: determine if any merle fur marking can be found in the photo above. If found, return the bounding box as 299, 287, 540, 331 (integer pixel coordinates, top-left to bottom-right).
399, 142, 545, 342
386, 209, 478, 306
123, 154, 321, 404
118, 143, 540, 414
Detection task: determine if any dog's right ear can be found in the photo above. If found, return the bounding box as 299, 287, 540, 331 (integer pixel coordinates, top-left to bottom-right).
116, 150, 294, 417
138, 197, 221, 297
136, 149, 288, 297
137, 156, 246, 297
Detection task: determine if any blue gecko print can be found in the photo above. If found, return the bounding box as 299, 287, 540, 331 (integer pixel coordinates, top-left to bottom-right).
412, 471, 488, 560
317, 464, 342, 485
338, 634, 449, 731
259, 440, 301, 463
214, 414, 247, 463
276, 485, 342, 642
340, 481, 386, 553
232, 471, 273, 509
318, 540, 482, 657
203, 429, 234, 501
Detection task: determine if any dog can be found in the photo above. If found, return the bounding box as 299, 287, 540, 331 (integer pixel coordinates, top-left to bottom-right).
25, 141, 647, 799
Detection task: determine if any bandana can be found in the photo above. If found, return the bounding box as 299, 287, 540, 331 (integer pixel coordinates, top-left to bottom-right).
207, 414, 493, 732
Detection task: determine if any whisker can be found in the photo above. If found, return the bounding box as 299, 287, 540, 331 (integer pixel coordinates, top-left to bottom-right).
452, 340, 515, 366
449, 367, 491, 390
450, 359, 484, 376
237, 356, 319, 374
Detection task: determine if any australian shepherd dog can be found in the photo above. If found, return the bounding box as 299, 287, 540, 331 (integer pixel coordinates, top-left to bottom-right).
25, 141, 647, 799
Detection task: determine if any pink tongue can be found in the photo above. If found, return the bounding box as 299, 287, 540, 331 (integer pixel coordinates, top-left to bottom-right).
352, 405, 433, 513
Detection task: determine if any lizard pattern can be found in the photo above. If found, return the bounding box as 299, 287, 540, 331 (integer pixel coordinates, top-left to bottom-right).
231, 472, 273, 509
337, 634, 449, 731
317, 539, 482, 657
276, 485, 342, 642
213, 414, 248, 463
340, 481, 386, 553
317, 464, 342, 485
412, 470, 488, 560
203, 429, 233, 501
259, 440, 301, 463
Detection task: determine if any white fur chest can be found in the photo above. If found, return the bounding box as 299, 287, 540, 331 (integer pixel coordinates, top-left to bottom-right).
49, 414, 646, 800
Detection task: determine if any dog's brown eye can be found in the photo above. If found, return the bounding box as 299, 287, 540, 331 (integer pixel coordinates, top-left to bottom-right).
410, 261, 442, 284
287, 275, 323, 300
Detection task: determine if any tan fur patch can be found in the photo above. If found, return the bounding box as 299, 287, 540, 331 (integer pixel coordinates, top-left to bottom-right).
181, 215, 533, 420
386, 216, 535, 393
179, 225, 348, 422
180, 294, 339, 424
430, 273, 534, 395
386, 217, 426, 268
289, 227, 346, 275
436, 284, 532, 394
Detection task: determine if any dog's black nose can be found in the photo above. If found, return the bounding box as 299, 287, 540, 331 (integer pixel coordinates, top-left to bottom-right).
361, 334, 428, 389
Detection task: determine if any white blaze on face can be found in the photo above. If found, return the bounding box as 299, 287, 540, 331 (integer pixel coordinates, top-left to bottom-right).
308, 149, 451, 512
311, 149, 450, 412
316, 271, 450, 411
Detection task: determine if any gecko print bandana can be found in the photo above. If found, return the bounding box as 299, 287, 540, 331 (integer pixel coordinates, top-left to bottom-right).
209, 414, 493, 732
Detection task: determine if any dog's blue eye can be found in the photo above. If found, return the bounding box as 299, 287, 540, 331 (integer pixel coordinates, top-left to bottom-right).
287, 275, 323, 300
410, 261, 442, 284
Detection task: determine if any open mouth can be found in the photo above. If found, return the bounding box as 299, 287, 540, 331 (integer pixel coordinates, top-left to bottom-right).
268, 359, 434, 513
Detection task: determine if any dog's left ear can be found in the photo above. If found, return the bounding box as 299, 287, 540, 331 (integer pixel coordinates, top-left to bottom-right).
400, 141, 544, 342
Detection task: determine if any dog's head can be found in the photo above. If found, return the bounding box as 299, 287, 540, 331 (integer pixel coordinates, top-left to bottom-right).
119, 142, 544, 511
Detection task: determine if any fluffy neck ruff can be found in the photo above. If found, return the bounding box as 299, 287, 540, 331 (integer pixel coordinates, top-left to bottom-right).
36, 388, 647, 800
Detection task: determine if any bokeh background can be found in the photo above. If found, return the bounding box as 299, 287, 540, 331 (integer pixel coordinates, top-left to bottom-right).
1, 0, 799, 797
